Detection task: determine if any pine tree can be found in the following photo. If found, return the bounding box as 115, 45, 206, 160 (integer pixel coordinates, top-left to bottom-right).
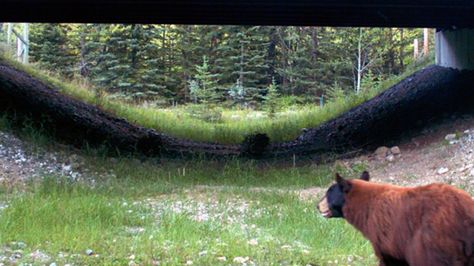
133, 24, 168, 101
30, 23, 76, 78
216, 26, 269, 105
193, 56, 221, 104
84, 24, 137, 98
264, 77, 280, 117
174, 25, 201, 101
27, 24, 429, 105
228, 79, 246, 107
275, 26, 320, 98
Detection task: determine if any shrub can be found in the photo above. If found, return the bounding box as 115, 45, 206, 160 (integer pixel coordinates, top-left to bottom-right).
184, 104, 223, 123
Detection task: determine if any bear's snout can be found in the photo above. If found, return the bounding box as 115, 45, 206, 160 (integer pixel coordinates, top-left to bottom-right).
317, 196, 332, 218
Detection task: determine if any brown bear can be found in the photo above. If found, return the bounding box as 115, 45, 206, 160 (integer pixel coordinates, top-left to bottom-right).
317, 171, 474, 266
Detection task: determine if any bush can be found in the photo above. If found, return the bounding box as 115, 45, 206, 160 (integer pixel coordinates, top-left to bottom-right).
326, 82, 346, 103
184, 104, 223, 123
272, 96, 305, 110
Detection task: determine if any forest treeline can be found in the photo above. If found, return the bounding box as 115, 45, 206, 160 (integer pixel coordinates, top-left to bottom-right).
23, 24, 429, 106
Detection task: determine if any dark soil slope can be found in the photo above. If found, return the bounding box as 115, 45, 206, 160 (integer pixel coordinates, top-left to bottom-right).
270, 65, 474, 157
0, 64, 239, 157
0, 62, 473, 158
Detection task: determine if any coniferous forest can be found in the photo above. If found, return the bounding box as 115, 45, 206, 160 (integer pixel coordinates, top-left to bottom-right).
26, 24, 431, 106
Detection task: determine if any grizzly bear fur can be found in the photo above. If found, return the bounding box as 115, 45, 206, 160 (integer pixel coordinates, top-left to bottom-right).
318, 171, 474, 266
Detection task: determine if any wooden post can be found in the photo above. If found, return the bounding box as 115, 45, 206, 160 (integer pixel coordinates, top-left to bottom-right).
414, 38, 419, 59
423, 28, 429, 56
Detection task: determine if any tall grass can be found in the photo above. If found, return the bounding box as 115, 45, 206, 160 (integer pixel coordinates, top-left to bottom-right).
0, 53, 434, 144
84, 156, 336, 195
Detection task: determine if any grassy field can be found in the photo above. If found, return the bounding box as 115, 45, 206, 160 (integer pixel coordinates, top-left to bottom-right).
0, 155, 375, 266
0, 115, 377, 265
0, 117, 374, 265
0, 53, 433, 144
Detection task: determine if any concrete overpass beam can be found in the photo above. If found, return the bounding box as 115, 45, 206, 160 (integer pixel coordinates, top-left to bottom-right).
435, 29, 474, 70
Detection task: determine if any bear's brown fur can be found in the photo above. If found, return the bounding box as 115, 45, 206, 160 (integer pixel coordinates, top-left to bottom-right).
318, 172, 474, 266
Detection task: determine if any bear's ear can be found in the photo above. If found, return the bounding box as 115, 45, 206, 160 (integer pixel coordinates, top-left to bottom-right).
335, 173, 352, 193
360, 171, 370, 181
335, 173, 344, 183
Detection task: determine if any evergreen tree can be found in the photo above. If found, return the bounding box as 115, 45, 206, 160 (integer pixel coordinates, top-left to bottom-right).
228, 79, 246, 107
83, 24, 127, 94
133, 24, 168, 100
193, 56, 221, 104
174, 25, 201, 101
30, 24, 76, 78
215, 26, 269, 105
264, 77, 280, 117
26, 24, 430, 105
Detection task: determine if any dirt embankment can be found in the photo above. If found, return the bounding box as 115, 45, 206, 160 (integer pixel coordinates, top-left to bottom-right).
0, 61, 473, 158
271, 66, 474, 157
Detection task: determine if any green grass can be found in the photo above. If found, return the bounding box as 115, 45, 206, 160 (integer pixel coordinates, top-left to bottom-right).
0, 128, 376, 265
0, 175, 375, 265
0, 53, 434, 144
0, 177, 149, 251
86, 157, 336, 193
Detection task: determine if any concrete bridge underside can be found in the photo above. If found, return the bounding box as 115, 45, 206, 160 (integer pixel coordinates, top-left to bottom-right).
0, 0, 473, 27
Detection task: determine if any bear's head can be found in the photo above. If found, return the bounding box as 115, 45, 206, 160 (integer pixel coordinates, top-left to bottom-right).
317, 171, 370, 218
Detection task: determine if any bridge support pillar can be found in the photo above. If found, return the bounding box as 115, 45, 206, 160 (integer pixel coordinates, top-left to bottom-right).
435, 29, 474, 70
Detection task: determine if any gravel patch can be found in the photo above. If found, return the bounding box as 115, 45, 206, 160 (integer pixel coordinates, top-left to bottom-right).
340, 123, 474, 191
0, 131, 96, 186
143, 194, 270, 226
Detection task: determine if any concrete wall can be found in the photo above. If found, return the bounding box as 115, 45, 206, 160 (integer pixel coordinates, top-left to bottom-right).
436, 29, 474, 70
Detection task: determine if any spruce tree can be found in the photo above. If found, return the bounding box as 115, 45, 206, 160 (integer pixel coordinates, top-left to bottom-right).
30, 23, 76, 78
216, 26, 269, 106
264, 77, 280, 117
133, 24, 168, 101
27, 24, 428, 105
194, 56, 221, 104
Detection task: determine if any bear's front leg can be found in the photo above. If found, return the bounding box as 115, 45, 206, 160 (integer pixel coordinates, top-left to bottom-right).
377, 252, 409, 266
